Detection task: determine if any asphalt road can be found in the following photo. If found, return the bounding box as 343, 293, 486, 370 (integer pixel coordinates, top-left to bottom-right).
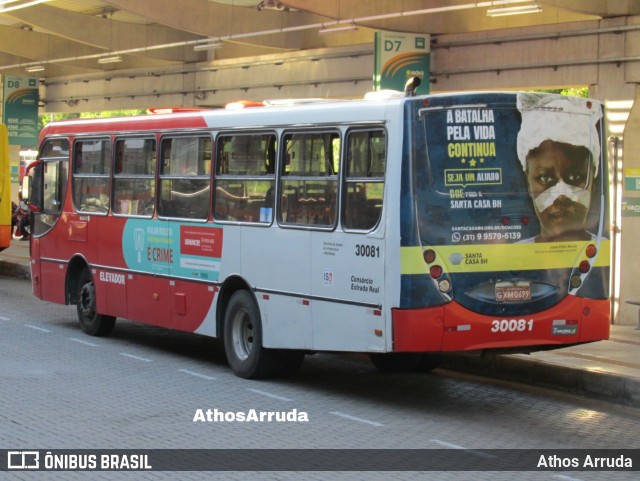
0, 276, 638, 481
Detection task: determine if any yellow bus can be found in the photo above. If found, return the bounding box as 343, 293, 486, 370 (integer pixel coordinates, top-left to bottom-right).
0, 124, 10, 251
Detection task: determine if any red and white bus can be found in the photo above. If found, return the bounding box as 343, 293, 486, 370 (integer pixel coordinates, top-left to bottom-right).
23, 91, 610, 378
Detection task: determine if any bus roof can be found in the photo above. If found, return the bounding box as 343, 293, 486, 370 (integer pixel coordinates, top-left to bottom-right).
39, 91, 598, 142
38, 94, 411, 140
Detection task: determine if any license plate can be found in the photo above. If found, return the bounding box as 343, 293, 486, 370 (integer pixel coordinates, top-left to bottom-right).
495, 281, 531, 301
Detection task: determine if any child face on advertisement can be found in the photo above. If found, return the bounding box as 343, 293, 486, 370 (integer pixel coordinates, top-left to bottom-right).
525, 140, 594, 241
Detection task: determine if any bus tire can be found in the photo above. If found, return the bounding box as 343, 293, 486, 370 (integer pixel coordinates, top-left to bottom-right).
369, 353, 422, 373
223, 290, 275, 379
273, 349, 306, 377
416, 354, 443, 372
76, 269, 116, 337
223, 290, 303, 379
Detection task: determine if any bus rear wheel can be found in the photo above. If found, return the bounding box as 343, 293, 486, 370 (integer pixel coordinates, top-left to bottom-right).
76, 270, 116, 336
223, 290, 304, 379
416, 354, 443, 372
370, 353, 442, 373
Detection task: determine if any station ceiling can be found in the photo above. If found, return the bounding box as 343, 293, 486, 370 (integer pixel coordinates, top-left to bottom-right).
1, 0, 638, 80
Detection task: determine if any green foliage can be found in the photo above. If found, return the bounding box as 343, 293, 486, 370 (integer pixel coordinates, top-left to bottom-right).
78, 109, 147, 119
39, 109, 147, 130
536, 87, 589, 98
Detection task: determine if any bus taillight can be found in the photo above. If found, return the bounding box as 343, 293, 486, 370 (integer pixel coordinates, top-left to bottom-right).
438, 279, 451, 293
423, 249, 436, 264
570, 275, 582, 289
429, 265, 443, 279
585, 244, 597, 258
429, 265, 450, 293
423, 248, 450, 292
579, 260, 590, 274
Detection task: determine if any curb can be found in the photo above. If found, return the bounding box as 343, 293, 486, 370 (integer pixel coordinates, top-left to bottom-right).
0, 260, 31, 280
441, 354, 640, 408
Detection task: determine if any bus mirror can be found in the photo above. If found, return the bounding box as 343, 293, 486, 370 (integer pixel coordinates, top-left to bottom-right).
20, 175, 31, 203
21, 160, 41, 212
404, 76, 421, 97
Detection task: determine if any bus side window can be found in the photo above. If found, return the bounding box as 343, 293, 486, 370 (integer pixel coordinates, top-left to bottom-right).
31, 138, 69, 234
113, 137, 156, 217
343, 129, 386, 231
279, 131, 338, 227
40, 139, 69, 214
158, 136, 211, 220
214, 133, 276, 223
72, 139, 111, 214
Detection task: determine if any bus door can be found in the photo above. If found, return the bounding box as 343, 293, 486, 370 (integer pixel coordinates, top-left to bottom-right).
116, 137, 173, 328
259, 130, 346, 350
29, 138, 70, 304
160, 135, 216, 332
311, 128, 387, 351
71, 139, 115, 316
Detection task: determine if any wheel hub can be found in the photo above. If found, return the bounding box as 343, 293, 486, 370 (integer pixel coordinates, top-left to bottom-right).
79, 282, 96, 318
232, 308, 254, 361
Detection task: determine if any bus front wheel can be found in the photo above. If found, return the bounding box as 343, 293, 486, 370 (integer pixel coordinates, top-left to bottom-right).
76, 270, 116, 336
223, 290, 303, 379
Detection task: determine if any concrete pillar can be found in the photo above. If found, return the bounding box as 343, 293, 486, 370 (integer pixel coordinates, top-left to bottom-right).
617, 85, 640, 325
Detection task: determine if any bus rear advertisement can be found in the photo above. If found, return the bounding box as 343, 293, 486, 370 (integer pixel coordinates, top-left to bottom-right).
22, 91, 610, 378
